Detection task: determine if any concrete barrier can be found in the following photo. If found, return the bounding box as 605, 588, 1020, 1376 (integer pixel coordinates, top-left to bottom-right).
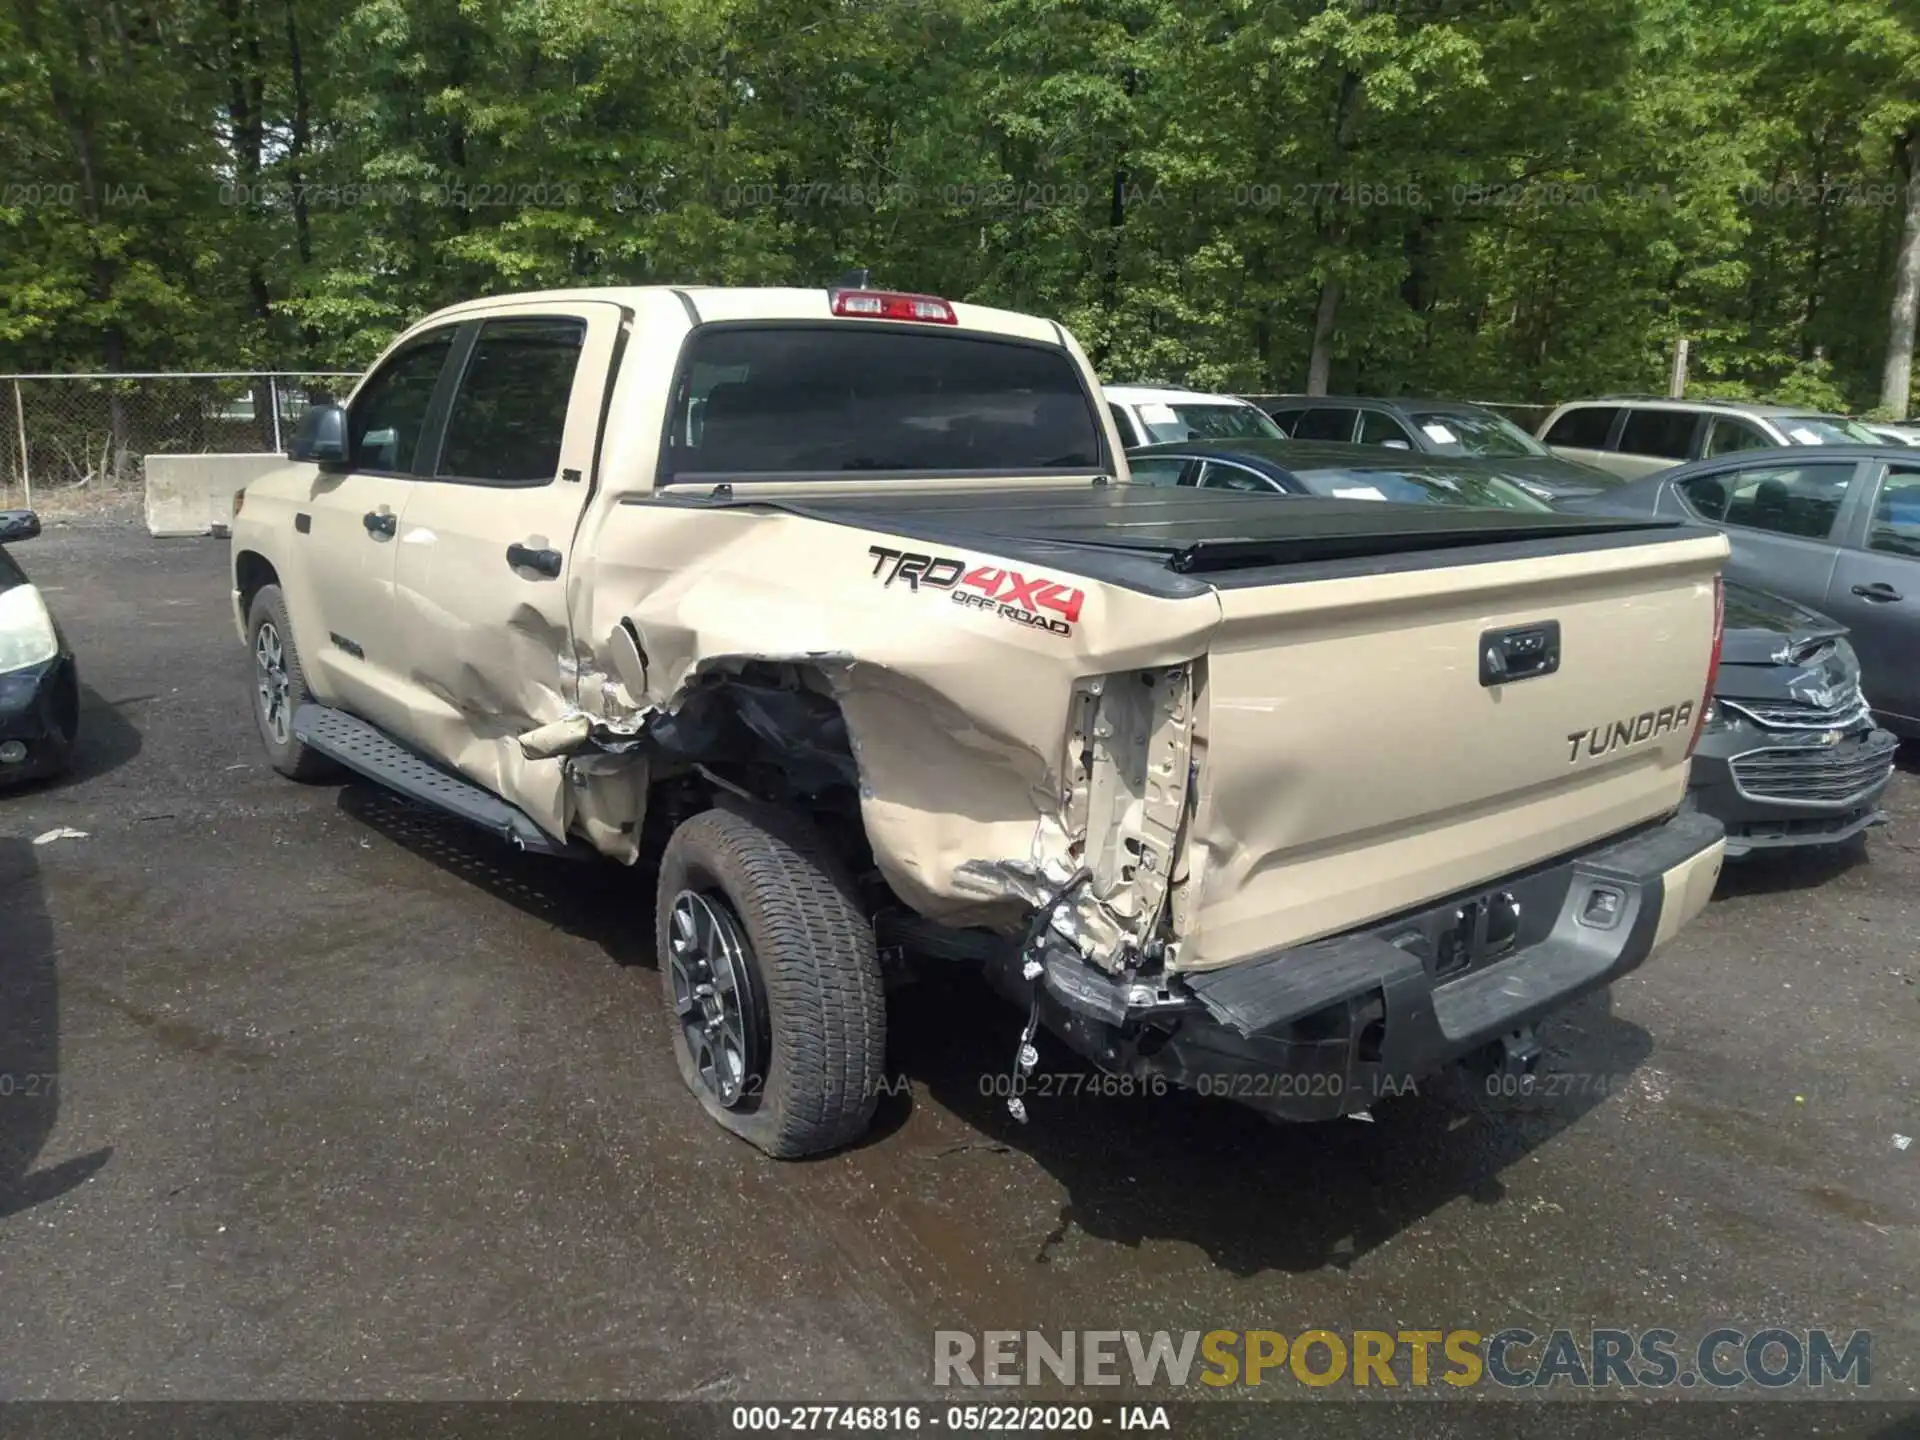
144, 453, 286, 538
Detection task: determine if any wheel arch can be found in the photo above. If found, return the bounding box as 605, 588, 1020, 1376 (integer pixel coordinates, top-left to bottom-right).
234, 549, 280, 616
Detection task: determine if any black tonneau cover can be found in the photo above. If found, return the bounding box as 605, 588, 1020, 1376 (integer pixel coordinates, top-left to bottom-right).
641, 483, 1700, 596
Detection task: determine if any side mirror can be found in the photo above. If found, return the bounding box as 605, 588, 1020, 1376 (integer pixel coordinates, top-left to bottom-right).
0, 509, 41, 544
1381, 438, 1412, 451
289, 403, 350, 467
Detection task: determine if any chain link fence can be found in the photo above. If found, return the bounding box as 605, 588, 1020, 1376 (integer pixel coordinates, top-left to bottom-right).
0, 373, 1560, 507
0, 372, 361, 504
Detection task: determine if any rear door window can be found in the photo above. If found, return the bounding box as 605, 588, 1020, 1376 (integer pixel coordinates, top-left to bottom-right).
1718, 462, 1856, 540
1617, 407, 1701, 461
665, 326, 1103, 479
1542, 406, 1620, 449
436, 318, 586, 484
1289, 407, 1359, 442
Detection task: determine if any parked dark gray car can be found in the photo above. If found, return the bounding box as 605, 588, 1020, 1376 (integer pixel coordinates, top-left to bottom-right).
1690, 583, 1899, 856
1254, 395, 1617, 501
1563, 445, 1920, 739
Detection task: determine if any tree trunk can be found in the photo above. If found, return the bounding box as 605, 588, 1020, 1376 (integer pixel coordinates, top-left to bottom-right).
1879, 130, 1920, 419
284, 0, 313, 267
1306, 278, 1340, 395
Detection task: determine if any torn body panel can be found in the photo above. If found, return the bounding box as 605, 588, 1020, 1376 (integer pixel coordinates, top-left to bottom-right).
561, 499, 1222, 960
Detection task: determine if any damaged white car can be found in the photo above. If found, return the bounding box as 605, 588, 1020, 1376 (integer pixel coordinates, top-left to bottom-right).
232, 282, 1730, 1157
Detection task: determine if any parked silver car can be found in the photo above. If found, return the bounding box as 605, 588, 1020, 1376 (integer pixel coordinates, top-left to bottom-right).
1537, 397, 1881, 480
1565, 445, 1920, 738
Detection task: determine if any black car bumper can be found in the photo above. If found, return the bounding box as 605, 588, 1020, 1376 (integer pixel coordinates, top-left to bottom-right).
1687, 724, 1899, 857
0, 652, 79, 786
1030, 808, 1726, 1122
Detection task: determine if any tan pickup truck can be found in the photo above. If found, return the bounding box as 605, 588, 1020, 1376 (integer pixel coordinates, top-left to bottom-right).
231, 283, 1729, 1157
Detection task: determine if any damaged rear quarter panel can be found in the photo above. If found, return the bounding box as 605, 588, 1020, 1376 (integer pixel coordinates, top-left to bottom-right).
569, 496, 1222, 932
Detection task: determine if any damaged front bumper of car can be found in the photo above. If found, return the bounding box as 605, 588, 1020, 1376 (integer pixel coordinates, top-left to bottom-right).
964, 807, 1725, 1122
1687, 696, 1899, 858
0, 652, 80, 786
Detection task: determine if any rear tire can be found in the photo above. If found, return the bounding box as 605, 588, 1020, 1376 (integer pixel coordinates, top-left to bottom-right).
246, 584, 339, 782
655, 798, 887, 1159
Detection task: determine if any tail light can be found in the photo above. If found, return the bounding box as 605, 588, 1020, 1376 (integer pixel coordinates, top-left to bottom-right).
829, 288, 957, 324
1685, 575, 1725, 759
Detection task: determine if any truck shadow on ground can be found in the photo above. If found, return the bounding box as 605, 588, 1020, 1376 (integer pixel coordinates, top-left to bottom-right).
322, 786, 1656, 1274
335, 784, 654, 966
889, 971, 1653, 1277
0, 837, 113, 1219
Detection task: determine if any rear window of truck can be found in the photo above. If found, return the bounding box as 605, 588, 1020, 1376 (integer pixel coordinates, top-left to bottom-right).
663, 326, 1104, 480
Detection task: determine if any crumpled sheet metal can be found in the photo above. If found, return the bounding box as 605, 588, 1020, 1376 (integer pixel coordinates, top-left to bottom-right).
560, 501, 1223, 953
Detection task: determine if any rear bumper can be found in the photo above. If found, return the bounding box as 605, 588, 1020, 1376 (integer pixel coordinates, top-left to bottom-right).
1036, 808, 1726, 1121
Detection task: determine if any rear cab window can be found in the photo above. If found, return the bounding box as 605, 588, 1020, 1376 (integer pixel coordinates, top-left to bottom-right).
1542, 406, 1620, 450
664, 325, 1105, 481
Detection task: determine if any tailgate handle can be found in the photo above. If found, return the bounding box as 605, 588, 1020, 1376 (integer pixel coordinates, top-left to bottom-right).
1479, 621, 1561, 687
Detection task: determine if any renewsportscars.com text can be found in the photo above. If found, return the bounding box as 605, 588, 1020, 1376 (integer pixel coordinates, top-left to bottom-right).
933, 1327, 1872, 1390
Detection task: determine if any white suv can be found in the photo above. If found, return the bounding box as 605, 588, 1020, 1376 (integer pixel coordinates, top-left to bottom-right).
1104, 384, 1285, 447
1537, 397, 1879, 480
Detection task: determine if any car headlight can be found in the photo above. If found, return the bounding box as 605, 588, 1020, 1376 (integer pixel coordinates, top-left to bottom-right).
0, 583, 60, 674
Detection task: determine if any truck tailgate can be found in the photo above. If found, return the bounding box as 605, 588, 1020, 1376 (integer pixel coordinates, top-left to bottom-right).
1180, 533, 1728, 970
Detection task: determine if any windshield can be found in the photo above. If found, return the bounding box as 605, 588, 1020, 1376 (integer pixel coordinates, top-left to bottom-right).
665, 326, 1104, 479
1776, 415, 1880, 445
1139, 403, 1285, 443
1408, 411, 1550, 458
1294, 467, 1554, 513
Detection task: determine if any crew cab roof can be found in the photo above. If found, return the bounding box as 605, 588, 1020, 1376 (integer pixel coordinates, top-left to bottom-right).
412, 285, 1064, 346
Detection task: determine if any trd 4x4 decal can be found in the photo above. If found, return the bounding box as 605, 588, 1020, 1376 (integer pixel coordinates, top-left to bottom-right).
867, 546, 1083, 637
